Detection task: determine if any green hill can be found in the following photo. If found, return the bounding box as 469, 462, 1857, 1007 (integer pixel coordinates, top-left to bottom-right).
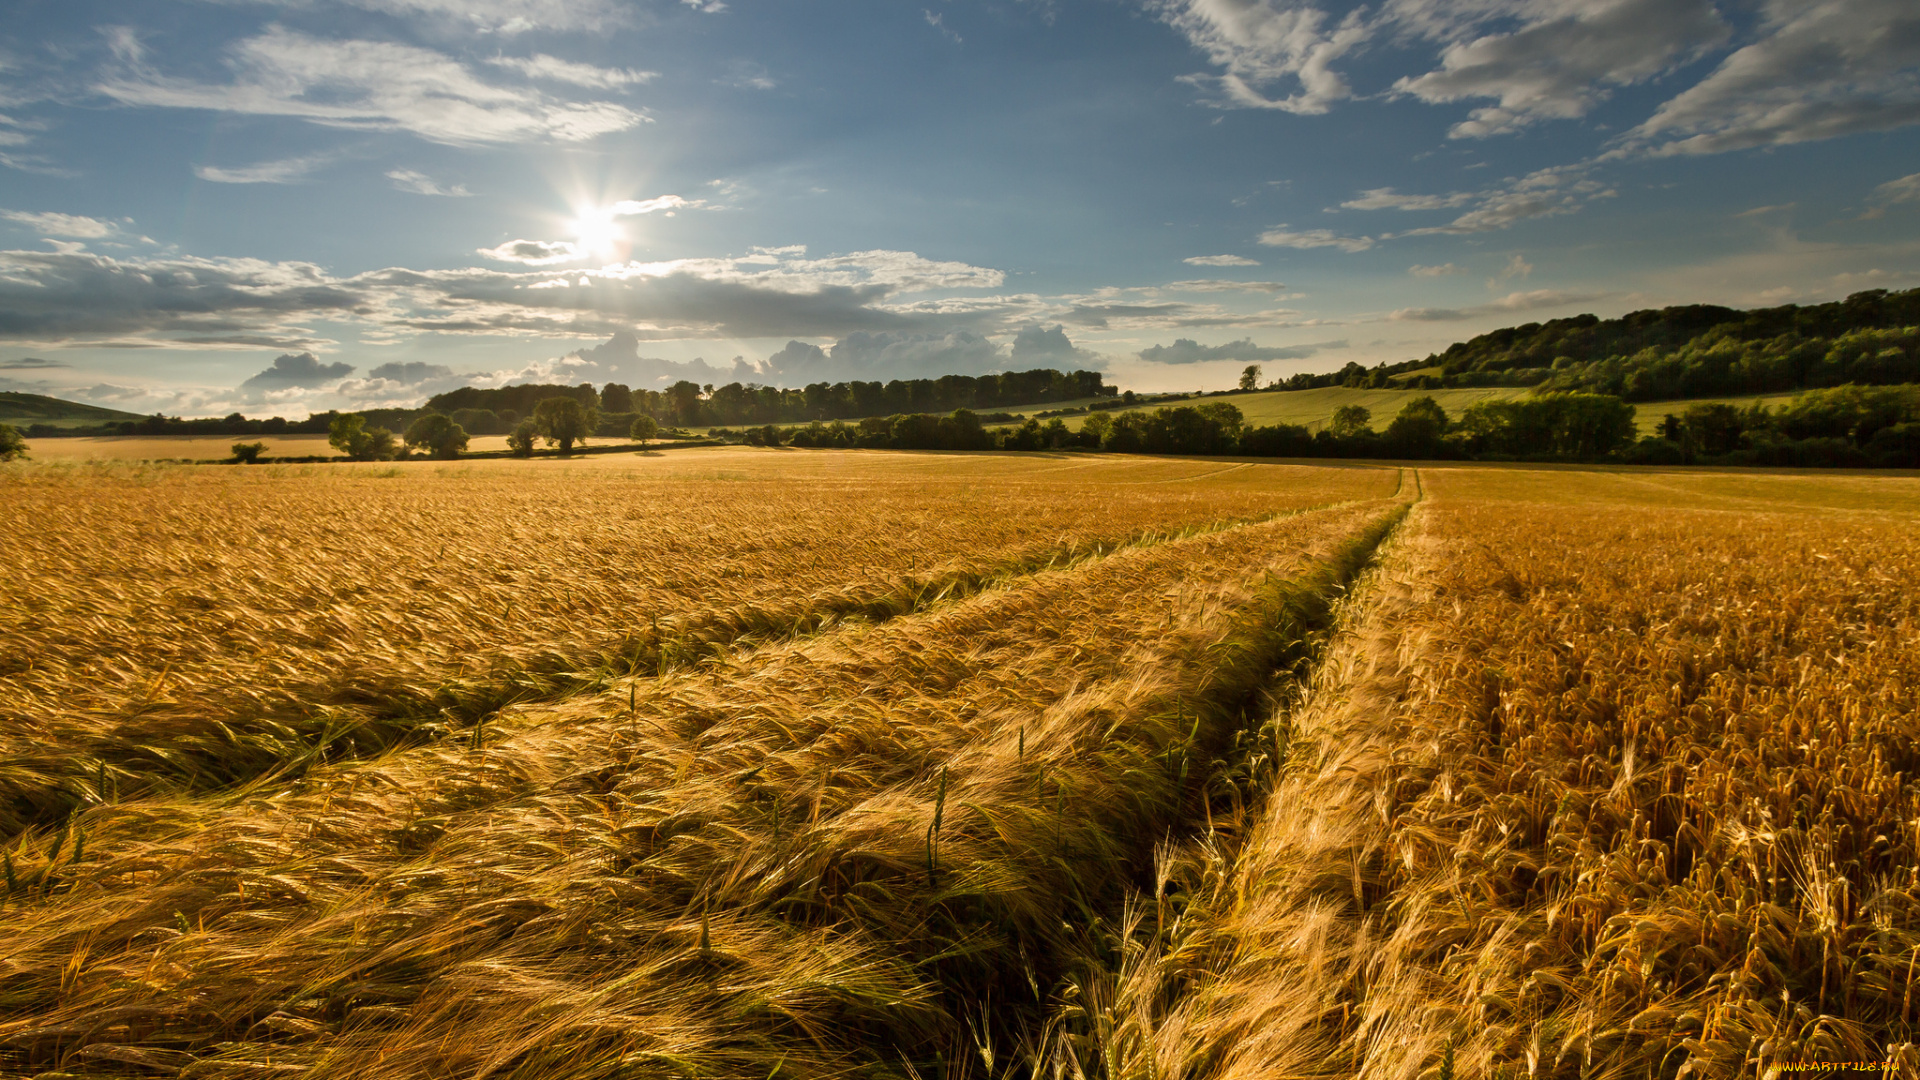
1300, 287, 1920, 401
0, 392, 147, 428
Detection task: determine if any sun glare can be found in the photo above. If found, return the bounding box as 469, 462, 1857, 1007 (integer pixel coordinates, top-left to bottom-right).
568, 205, 626, 263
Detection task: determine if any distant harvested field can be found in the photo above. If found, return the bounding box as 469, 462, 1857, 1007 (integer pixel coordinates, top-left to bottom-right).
19, 434, 347, 460
3, 451, 1912, 1078
16, 434, 551, 461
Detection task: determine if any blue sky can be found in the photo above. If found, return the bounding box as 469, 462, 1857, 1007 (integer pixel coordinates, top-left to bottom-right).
1, 0, 1917, 416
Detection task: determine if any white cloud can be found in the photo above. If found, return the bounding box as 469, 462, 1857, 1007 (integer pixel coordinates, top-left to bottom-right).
1864, 172, 1920, 219
925, 10, 963, 45
0, 241, 1325, 356
97, 28, 648, 146
101, 25, 145, 64
1339, 187, 1475, 211
1138, 336, 1340, 363
1626, 0, 1920, 156
1166, 279, 1290, 292
1490, 252, 1532, 286
1050, 286, 1304, 331
387, 169, 472, 197
1408, 262, 1464, 276
722, 61, 776, 91
1154, 0, 1369, 114
299, 0, 631, 33
610, 195, 695, 216
478, 239, 585, 265
240, 350, 354, 389
1183, 253, 1261, 266
1394, 0, 1727, 138
196, 154, 332, 184
1, 210, 119, 238
1384, 165, 1614, 236
1257, 225, 1374, 252
0, 248, 367, 347
486, 54, 657, 89
1389, 288, 1608, 321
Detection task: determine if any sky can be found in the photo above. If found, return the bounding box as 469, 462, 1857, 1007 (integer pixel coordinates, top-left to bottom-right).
1, 0, 1918, 417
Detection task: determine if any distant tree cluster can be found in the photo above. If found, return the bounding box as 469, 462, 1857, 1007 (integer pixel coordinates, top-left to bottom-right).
404, 414, 470, 459
328, 414, 399, 461
0, 422, 27, 462
1631, 384, 1920, 467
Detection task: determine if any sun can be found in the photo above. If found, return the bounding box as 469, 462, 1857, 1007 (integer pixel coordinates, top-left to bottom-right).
568, 205, 627, 263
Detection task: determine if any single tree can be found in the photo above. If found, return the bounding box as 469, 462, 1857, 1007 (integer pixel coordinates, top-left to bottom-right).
533, 396, 599, 455
231, 441, 267, 464
1330, 404, 1373, 439
507, 419, 539, 458
1239, 364, 1262, 392
1385, 397, 1449, 457
630, 414, 659, 447
404, 413, 470, 459
0, 422, 28, 462
601, 382, 636, 414
1080, 411, 1115, 448
328, 413, 399, 461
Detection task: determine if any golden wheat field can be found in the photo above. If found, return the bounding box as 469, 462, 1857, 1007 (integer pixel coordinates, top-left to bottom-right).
2, 447, 1917, 1079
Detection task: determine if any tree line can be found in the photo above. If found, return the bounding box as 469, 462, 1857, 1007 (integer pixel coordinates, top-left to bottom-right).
20, 369, 1113, 441
13, 382, 1916, 469
741, 383, 1920, 467
765, 395, 1643, 460
425, 369, 1113, 431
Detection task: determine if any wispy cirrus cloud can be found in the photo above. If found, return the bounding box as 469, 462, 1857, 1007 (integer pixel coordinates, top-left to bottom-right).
1863, 172, 1920, 220
1257, 225, 1374, 252
1183, 253, 1260, 266
1622, 0, 1920, 156
387, 169, 472, 196
1392, 0, 1728, 138
96, 28, 648, 146
1, 210, 122, 238
486, 53, 657, 89
1165, 279, 1290, 292
1155, 0, 1920, 160
1330, 166, 1615, 239
195, 153, 333, 184
249, 0, 634, 34
1153, 0, 1369, 114
1338, 187, 1475, 212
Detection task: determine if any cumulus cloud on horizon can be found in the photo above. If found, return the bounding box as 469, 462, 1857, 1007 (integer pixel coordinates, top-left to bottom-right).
1138, 336, 1344, 365
239, 351, 355, 389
